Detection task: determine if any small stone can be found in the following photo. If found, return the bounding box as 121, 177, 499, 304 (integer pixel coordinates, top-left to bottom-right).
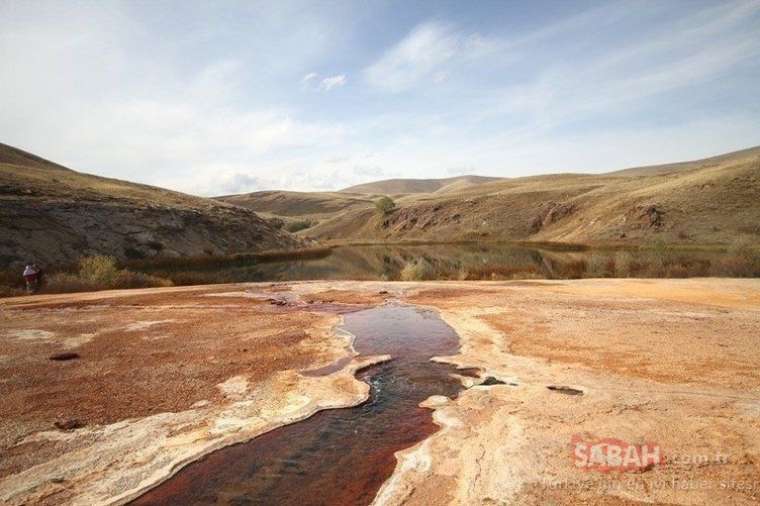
547, 385, 584, 396
54, 419, 86, 430
49, 352, 80, 361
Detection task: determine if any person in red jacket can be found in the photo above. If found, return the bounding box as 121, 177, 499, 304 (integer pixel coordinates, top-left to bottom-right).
23, 263, 42, 294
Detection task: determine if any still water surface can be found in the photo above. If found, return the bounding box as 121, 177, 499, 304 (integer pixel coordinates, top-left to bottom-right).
134, 243, 726, 283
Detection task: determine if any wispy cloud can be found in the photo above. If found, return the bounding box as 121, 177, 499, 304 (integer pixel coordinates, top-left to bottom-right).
301, 72, 319, 85
1, 0, 758, 194
488, 0, 760, 129
302, 72, 347, 91
320, 74, 347, 91
363, 21, 462, 92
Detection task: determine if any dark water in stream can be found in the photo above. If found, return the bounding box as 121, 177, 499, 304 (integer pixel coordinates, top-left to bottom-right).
131, 305, 467, 505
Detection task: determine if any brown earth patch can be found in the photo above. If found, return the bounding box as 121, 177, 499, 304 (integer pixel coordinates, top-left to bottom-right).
0, 286, 341, 481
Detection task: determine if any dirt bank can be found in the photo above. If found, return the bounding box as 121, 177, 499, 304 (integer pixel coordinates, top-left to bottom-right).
1, 279, 759, 505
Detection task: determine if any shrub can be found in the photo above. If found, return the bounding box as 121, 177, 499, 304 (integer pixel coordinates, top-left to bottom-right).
400, 258, 434, 281
712, 236, 760, 277
124, 246, 146, 259
375, 196, 396, 215
78, 256, 120, 285
285, 220, 313, 233
44, 255, 173, 294
267, 217, 285, 230
46, 273, 99, 293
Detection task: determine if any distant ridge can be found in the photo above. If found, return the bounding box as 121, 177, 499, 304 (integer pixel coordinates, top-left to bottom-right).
603, 145, 760, 177
223, 145, 760, 246
339, 175, 502, 195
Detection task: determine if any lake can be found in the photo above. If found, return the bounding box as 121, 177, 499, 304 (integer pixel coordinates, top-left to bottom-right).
130, 242, 743, 285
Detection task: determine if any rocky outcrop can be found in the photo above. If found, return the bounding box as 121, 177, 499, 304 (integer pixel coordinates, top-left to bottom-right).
623, 203, 666, 232
530, 201, 576, 232
637, 203, 665, 229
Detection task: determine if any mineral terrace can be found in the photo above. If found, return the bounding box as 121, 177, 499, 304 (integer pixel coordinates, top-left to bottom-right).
1, 279, 760, 505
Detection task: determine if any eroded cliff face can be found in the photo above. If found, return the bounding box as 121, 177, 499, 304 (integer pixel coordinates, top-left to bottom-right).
0, 143, 298, 267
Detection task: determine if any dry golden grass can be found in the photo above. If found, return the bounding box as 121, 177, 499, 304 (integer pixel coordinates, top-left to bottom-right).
240, 146, 760, 248
44, 256, 173, 293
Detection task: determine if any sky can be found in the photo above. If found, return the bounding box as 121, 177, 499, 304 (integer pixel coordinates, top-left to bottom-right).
1, 0, 759, 196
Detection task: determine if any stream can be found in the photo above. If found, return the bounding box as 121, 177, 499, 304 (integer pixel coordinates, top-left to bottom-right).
131, 304, 468, 505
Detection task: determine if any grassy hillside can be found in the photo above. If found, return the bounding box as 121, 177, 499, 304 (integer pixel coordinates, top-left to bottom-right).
0, 143, 298, 268
240, 146, 760, 246
220, 190, 373, 216
217, 190, 376, 234
339, 175, 501, 195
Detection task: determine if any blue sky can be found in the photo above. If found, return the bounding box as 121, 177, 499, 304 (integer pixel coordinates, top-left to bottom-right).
1, 0, 759, 195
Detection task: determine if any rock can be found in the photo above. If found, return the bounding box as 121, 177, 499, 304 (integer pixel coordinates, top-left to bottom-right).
532, 202, 576, 232
49, 352, 80, 361
637, 204, 664, 229
54, 419, 86, 430
547, 385, 584, 396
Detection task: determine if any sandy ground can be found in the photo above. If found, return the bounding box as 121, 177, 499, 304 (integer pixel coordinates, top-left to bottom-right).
1, 279, 760, 505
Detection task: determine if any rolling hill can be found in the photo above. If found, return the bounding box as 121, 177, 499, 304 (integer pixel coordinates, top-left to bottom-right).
0, 143, 297, 268
220, 190, 373, 217
227, 146, 760, 246
339, 175, 501, 195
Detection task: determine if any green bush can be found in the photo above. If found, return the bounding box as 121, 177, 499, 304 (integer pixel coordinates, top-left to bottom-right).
285, 220, 313, 233
375, 196, 396, 215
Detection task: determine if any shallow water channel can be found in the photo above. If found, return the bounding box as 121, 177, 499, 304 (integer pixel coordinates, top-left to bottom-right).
131, 304, 467, 505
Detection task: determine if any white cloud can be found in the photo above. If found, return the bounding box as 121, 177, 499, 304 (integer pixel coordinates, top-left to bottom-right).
320, 74, 347, 91
301, 72, 347, 91
363, 21, 461, 92
301, 72, 319, 84
217, 173, 264, 195
0, 2, 350, 195
1, 1, 758, 196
